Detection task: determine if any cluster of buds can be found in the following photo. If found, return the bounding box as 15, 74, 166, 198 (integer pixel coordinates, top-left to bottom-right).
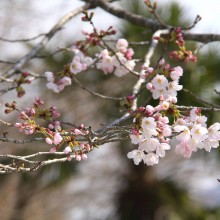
15, 72, 33, 97
96, 38, 135, 77
6, 97, 92, 162
169, 27, 197, 63
51, 125, 91, 161
4, 101, 17, 114
153, 28, 197, 63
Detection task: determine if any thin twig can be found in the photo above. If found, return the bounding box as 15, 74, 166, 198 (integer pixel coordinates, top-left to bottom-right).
0, 33, 46, 43
73, 75, 125, 101
1, 3, 92, 79
183, 88, 220, 108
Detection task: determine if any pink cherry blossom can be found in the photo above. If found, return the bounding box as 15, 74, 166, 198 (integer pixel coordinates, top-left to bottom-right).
151, 74, 168, 90
53, 132, 63, 145
116, 38, 128, 53
170, 66, 183, 81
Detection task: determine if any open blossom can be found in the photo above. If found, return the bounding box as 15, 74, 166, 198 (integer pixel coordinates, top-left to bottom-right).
174, 125, 191, 141
96, 39, 135, 77
130, 133, 143, 144
139, 138, 160, 152
170, 66, 183, 81
44, 71, 72, 93
96, 49, 115, 74
70, 49, 93, 74
144, 153, 159, 166
127, 150, 145, 165
151, 74, 168, 90
175, 142, 192, 158
207, 123, 220, 140
156, 143, 170, 157
141, 117, 158, 138
141, 117, 156, 129
190, 124, 207, 141
116, 38, 128, 53
45, 71, 54, 81
114, 58, 135, 77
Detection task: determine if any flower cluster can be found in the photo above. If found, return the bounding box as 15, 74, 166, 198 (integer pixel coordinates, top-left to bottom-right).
70, 49, 93, 75
128, 107, 171, 166
44, 49, 93, 93
174, 108, 220, 158
146, 61, 183, 103
169, 27, 197, 63
9, 97, 92, 161
128, 60, 220, 166
96, 38, 135, 77
44, 71, 71, 93
15, 72, 34, 97
128, 105, 220, 166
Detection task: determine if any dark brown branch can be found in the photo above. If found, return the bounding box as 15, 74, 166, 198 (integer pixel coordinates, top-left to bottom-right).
94, 0, 220, 44
94, 0, 164, 31
183, 33, 220, 43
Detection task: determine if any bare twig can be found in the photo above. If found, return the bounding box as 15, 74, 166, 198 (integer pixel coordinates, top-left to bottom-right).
182, 15, 202, 30
94, 0, 220, 44
1, 3, 92, 79
183, 88, 220, 108
73, 75, 125, 101
176, 105, 220, 112
0, 33, 46, 43
94, 0, 164, 31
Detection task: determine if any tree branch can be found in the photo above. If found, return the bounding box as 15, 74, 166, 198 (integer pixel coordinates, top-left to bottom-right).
1, 3, 92, 79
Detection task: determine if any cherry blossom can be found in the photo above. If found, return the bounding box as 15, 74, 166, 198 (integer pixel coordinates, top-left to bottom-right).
53, 132, 63, 145
127, 150, 145, 165
70, 49, 93, 74
64, 146, 72, 154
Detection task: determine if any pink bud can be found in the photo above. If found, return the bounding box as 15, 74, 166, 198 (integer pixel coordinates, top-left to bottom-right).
53, 132, 63, 145
82, 154, 88, 160
74, 129, 84, 135
75, 155, 82, 161
46, 137, 53, 145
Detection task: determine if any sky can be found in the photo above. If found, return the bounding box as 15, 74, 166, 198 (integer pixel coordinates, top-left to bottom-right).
160, 0, 220, 34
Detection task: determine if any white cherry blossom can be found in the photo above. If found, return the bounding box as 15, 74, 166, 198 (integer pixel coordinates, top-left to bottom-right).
127, 150, 145, 165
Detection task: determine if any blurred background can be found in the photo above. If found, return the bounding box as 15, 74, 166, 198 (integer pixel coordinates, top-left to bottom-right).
0, 0, 220, 219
